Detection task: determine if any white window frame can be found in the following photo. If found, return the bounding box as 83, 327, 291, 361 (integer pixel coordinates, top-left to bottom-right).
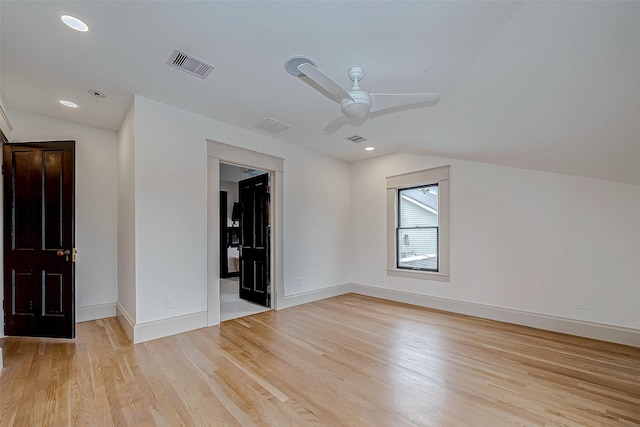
386, 165, 450, 282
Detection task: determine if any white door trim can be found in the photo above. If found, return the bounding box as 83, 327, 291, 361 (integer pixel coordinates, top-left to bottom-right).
206, 140, 284, 326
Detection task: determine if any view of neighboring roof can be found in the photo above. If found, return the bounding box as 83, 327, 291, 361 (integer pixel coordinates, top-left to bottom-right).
400, 186, 438, 212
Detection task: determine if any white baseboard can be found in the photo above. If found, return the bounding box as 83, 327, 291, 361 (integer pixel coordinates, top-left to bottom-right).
113, 283, 348, 344
279, 283, 352, 310
133, 311, 207, 344
112, 283, 637, 348
350, 283, 640, 348
76, 303, 116, 323
116, 303, 207, 344
116, 303, 135, 342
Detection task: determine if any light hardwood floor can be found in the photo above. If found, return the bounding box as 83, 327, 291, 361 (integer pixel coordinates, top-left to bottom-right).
1, 294, 639, 426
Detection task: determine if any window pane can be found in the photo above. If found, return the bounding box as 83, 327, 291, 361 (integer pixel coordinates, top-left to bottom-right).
397, 227, 438, 271
399, 185, 438, 227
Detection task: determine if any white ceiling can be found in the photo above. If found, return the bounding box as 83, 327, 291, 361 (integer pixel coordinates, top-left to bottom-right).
2, 1, 639, 185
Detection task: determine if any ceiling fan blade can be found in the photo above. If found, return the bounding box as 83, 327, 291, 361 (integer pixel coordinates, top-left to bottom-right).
298, 63, 353, 103
369, 93, 440, 117
323, 115, 348, 135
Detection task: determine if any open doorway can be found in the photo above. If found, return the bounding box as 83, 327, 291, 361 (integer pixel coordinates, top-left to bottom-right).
219, 163, 270, 321
206, 139, 284, 327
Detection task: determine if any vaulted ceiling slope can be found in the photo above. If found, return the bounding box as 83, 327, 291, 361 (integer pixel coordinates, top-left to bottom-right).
1, 1, 639, 185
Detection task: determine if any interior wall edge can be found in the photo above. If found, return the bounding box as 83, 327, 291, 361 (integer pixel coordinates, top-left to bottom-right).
132, 310, 207, 344
116, 303, 135, 342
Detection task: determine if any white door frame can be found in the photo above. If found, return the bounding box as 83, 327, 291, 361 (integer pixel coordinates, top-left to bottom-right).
206, 140, 284, 326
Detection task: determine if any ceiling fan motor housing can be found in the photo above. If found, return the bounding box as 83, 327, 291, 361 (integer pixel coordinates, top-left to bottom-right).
342, 91, 372, 119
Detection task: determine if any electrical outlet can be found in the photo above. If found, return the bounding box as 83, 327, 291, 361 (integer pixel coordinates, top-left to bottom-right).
166, 295, 175, 308
576, 296, 589, 310
297, 277, 303, 288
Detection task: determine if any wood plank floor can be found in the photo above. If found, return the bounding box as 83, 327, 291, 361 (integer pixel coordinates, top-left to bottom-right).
1, 294, 639, 426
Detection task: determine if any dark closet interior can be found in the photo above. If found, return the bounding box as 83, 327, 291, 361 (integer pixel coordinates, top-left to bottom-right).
220, 191, 240, 278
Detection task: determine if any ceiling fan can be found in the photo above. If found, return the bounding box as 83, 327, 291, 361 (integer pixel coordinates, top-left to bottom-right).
296, 62, 440, 134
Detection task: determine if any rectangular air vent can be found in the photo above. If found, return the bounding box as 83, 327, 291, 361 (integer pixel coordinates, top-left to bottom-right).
344, 134, 367, 143
167, 49, 214, 79
255, 118, 291, 134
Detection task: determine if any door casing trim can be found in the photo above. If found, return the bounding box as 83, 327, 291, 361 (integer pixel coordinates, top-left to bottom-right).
206, 140, 284, 326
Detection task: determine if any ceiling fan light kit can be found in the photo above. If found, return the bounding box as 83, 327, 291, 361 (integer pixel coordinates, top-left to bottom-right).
292, 61, 440, 134
342, 92, 371, 119
340, 66, 370, 118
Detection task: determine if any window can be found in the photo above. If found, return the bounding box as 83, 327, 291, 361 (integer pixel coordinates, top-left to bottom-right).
386, 166, 449, 281
397, 184, 439, 271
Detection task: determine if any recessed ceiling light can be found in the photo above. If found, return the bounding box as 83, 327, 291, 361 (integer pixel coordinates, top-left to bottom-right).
61, 15, 89, 32
365, 146, 375, 151
60, 100, 78, 108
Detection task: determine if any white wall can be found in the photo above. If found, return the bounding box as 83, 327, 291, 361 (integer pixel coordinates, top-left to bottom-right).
0, 4, 10, 138
133, 98, 208, 324
117, 103, 136, 323
131, 96, 351, 328
284, 145, 351, 294
6, 109, 119, 322
351, 153, 640, 331
4, 98, 636, 344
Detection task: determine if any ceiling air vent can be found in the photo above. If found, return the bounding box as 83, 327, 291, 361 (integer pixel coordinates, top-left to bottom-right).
167, 49, 214, 79
344, 134, 367, 143
255, 118, 291, 134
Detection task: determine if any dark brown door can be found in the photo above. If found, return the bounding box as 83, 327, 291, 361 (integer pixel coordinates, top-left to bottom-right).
238, 173, 270, 307
3, 141, 75, 338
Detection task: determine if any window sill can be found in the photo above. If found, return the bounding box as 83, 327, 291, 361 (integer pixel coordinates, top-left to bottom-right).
387, 268, 450, 282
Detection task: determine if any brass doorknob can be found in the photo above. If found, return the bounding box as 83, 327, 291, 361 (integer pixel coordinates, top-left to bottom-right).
56, 249, 70, 257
